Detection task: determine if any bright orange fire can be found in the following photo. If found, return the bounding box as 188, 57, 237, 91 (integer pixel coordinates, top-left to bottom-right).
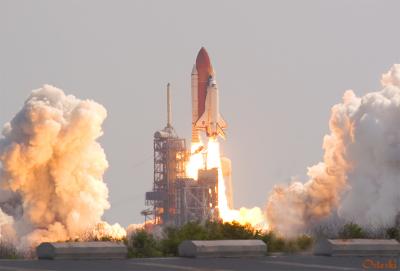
186, 141, 205, 180
186, 138, 268, 230
89, 222, 127, 241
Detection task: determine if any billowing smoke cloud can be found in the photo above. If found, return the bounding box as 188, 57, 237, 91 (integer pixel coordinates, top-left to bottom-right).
0, 85, 125, 247
266, 65, 400, 235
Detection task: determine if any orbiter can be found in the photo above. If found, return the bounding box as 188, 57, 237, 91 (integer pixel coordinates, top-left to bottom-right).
191, 47, 227, 143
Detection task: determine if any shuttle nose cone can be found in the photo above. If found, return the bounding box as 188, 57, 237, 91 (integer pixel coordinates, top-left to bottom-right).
196, 47, 213, 75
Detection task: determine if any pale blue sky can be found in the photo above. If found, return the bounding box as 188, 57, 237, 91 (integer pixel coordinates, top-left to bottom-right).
1, 0, 400, 226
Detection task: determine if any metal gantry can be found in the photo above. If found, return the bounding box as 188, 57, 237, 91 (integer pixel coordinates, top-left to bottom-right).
143, 84, 219, 227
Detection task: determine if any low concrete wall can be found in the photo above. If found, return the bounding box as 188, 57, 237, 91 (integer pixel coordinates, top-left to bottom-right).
178, 240, 267, 258
36, 241, 127, 260
314, 239, 400, 256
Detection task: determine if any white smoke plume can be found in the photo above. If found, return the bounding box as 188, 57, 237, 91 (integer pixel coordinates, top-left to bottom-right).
266, 65, 400, 235
0, 85, 125, 248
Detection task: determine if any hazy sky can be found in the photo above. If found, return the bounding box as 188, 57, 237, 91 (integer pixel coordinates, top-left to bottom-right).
1, 1, 400, 226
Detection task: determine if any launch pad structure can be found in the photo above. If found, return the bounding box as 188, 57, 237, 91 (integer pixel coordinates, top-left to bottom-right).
144, 84, 219, 227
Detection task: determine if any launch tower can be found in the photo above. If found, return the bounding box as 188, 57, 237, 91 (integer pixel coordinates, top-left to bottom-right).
144, 84, 219, 226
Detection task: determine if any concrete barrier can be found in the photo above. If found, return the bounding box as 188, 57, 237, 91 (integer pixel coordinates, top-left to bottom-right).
314, 239, 400, 256
178, 240, 267, 258
36, 241, 127, 260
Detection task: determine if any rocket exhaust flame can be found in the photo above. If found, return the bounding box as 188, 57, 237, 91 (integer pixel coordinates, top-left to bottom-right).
186, 142, 206, 180
0, 85, 125, 248
186, 139, 268, 230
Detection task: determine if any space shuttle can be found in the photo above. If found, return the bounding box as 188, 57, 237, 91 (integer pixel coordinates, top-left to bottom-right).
191, 47, 227, 142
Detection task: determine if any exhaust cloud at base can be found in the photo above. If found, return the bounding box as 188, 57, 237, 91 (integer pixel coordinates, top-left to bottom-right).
265, 65, 400, 235
0, 85, 125, 248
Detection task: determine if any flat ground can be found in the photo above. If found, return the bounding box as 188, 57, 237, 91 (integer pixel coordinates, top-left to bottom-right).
0, 255, 398, 271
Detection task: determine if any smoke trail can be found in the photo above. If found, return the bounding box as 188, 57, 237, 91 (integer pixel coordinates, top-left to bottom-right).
0, 85, 125, 247
266, 65, 400, 235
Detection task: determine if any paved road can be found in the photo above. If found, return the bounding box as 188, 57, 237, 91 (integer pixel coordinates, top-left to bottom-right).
0, 255, 398, 271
